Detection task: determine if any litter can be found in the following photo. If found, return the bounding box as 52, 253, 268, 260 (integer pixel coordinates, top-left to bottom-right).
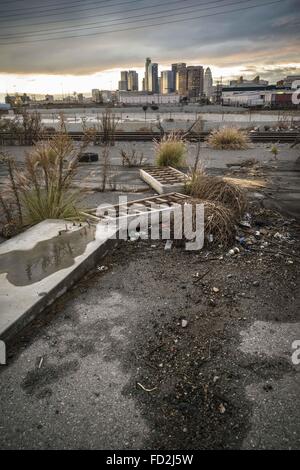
164, 240, 173, 250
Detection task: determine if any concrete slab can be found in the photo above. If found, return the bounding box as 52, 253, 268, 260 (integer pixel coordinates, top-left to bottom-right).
0, 220, 118, 341
139, 166, 188, 194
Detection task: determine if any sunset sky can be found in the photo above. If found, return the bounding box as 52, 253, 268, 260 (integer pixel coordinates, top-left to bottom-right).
0, 0, 299, 96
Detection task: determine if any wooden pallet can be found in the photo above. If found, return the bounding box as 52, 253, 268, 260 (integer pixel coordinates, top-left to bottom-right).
81, 192, 190, 222
139, 166, 188, 194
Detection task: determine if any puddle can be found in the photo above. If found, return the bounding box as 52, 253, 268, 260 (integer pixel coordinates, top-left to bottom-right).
0, 225, 96, 286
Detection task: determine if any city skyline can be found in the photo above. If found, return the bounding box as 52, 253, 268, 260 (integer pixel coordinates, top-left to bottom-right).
0, 0, 299, 95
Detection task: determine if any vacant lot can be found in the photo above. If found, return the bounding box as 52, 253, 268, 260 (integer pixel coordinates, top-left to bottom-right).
0, 215, 299, 449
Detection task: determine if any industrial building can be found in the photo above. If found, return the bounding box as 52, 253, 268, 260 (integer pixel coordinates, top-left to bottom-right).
221, 85, 298, 108
118, 91, 180, 105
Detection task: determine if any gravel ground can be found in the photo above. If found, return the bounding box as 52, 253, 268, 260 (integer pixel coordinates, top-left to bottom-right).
0, 210, 299, 450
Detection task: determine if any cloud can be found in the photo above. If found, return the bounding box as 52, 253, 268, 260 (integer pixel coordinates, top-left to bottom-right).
0, 0, 299, 81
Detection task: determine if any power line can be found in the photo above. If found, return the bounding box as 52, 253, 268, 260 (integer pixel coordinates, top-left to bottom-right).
0, 0, 282, 46
0, 0, 231, 29
0, 0, 245, 38
0, 0, 164, 20
2, 0, 117, 14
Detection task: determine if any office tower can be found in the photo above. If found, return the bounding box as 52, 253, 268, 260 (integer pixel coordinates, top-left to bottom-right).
92, 88, 101, 103
145, 57, 151, 92
187, 65, 204, 98
118, 71, 129, 91
204, 67, 213, 98
148, 62, 159, 93
128, 70, 139, 91
160, 70, 173, 94
172, 63, 187, 95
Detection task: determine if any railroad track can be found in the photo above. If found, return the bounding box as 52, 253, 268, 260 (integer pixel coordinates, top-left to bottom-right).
0, 130, 299, 144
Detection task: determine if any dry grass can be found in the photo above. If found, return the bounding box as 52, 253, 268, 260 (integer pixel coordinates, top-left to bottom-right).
185, 173, 248, 218
154, 132, 186, 168
207, 127, 249, 150
0, 117, 94, 235
120, 146, 145, 167
185, 198, 236, 247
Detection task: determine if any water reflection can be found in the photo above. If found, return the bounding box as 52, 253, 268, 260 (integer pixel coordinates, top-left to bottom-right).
0, 225, 96, 286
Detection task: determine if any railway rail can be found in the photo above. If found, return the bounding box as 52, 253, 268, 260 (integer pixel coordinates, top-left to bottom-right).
0, 130, 299, 144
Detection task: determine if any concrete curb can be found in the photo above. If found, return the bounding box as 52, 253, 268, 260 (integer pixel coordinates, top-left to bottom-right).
0, 220, 119, 341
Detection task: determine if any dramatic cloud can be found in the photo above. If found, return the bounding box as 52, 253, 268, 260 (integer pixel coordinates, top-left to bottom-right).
0, 0, 299, 88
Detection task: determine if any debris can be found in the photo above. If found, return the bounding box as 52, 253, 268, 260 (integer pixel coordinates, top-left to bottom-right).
227, 246, 240, 256
97, 265, 108, 272
239, 220, 251, 229
212, 287, 219, 293
38, 357, 44, 369
253, 280, 260, 287
193, 269, 210, 283
181, 319, 188, 328
219, 403, 226, 414
137, 382, 157, 392
164, 240, 173, 250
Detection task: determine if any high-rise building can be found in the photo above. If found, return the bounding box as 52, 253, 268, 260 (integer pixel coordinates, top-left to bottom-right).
148, 62, 159, 93
118, 81, 128, 91
172, 63, 187, 95
187, 66, 204, 98
204, 67, 213, 98
145, 57, 151, 92
118, 71, 129, 91
160, 70, 173, 94
92, 88, 102, 103
128, 70, 139, 91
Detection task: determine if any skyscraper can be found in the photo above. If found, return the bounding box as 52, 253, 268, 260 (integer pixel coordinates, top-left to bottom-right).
148, 62, 159, 93
172, 63, 187, 96
118, 71, 128, 91
187, 66, 204, 98
145, 57, 151, 93
204, 67, 213, 98
160, 71, 173, 94
128, 70, 139, 91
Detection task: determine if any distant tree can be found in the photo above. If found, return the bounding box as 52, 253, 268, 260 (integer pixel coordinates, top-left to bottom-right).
142, 105, 148, 123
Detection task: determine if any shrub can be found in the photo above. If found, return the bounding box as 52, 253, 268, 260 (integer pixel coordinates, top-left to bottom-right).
120, 146, 145, 167
177, 198, 236, 247
207, 127, 249, 150
270, 144, 279, 159
0, 118, 94, 233
185, 173, 248, 218
191, 199, 236, 246
16, 135, 81, 224
154, 132, 186, 168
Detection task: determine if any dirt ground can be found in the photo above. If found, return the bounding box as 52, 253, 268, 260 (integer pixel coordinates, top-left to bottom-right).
0, 207, 299, 449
